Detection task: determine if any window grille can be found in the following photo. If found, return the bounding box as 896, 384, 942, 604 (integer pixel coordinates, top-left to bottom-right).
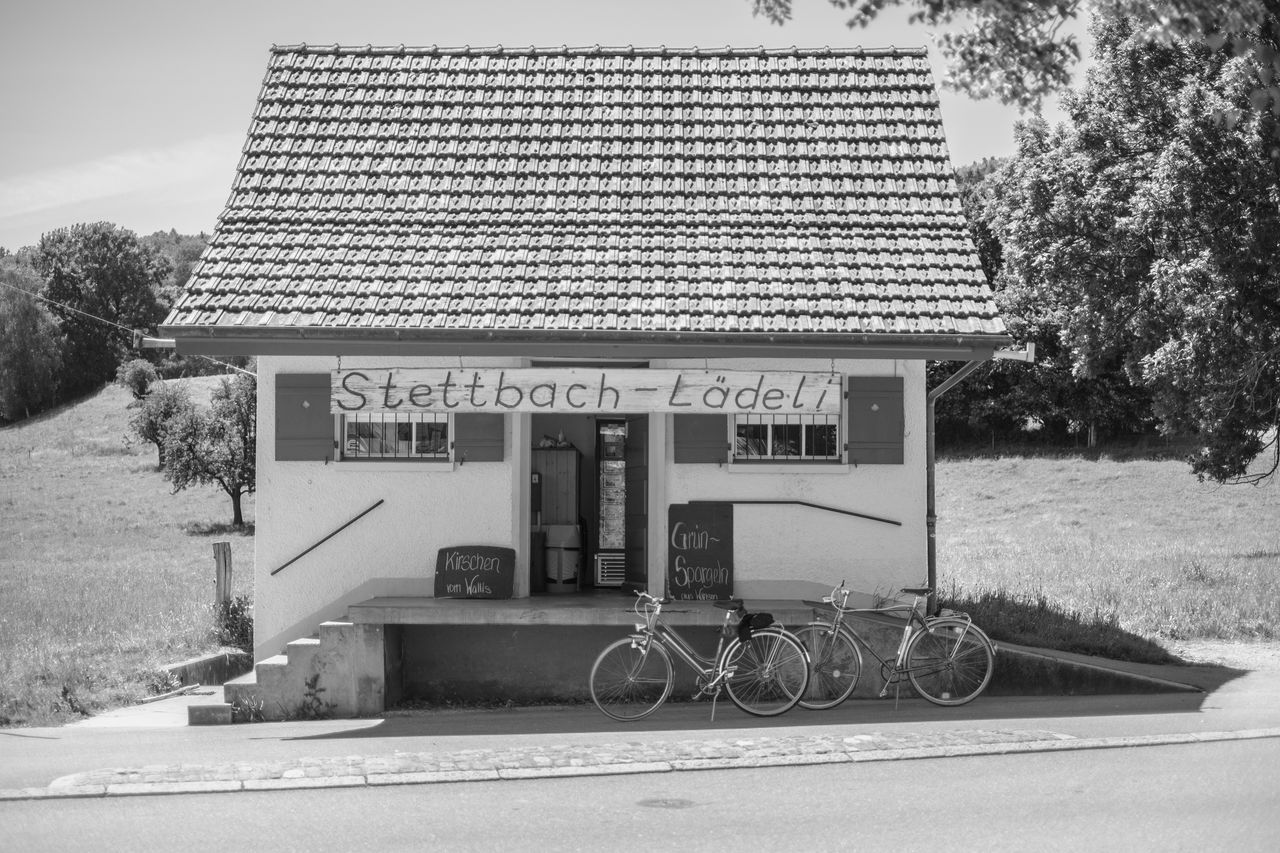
341, 412, 450, 460
733, 413, 841, 462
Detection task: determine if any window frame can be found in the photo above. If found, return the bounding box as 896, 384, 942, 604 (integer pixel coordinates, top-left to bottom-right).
336, 411, 453, 462
730, 412, 844, 464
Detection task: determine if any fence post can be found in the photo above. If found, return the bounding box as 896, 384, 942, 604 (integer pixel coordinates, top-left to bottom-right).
213, 541, 232, 607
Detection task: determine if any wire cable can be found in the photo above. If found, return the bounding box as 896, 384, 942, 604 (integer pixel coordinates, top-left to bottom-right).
0, 278, 255, 377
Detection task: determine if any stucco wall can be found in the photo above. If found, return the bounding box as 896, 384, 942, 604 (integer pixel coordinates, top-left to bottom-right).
255, 355, 519, 657
658, 357, 926, 603
254, 354, 927, 658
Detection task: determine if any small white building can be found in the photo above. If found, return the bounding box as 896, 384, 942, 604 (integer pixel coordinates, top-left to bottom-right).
163, 45, 1011, 717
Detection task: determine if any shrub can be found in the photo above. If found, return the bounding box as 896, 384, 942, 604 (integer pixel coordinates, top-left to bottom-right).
115, 358, 160, 400
213, 595, 253, 653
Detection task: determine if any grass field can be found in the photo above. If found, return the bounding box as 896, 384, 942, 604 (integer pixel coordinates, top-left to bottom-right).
0, 379, 254, 726
2, 382, 1278, 725
936, 454, 1280, 661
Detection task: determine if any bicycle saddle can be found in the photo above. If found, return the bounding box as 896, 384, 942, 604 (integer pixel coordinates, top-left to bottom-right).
713, 599, 745, 610
900, 586, 932, 596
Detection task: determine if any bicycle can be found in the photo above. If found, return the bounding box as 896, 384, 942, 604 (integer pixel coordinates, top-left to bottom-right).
589, 591, 811, 722
795, 582, 996, 710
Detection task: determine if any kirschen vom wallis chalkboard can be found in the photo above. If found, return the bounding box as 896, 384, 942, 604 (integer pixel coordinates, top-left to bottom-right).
434, 546, 515, 599
666, 503, 733, 600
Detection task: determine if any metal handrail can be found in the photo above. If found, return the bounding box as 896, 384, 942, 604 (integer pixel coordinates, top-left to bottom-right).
269, 499, 385, 576
690, 499, 900, 527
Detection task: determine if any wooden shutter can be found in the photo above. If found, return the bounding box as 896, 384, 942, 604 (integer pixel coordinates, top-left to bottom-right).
453, 413, 505, 462
845, 376, 904, 465
673, 414, 728, 463
275, 373, 334, 461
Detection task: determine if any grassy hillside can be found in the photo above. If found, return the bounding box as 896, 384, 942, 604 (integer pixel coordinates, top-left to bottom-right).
936, 454, 1280, 658
2, 381, 1276, 725
0, 379, 253, 726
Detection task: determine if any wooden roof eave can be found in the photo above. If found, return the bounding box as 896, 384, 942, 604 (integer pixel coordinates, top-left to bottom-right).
159, 323, 1013, 362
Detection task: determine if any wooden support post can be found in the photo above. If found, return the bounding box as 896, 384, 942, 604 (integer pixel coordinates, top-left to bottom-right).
213, 541, 232, 607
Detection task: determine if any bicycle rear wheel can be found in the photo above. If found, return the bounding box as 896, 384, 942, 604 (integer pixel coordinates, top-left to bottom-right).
905, 617, 994, 706
795, 624, 862, 710
589, 637, 673, 721
722, 627, 810, 716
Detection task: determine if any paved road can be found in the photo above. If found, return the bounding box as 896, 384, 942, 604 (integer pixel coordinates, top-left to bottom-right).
7, 738, 1279, 852
1, 642, 1278, 800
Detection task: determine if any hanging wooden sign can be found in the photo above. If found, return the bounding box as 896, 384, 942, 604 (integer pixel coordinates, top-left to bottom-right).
332, 368, 841, 416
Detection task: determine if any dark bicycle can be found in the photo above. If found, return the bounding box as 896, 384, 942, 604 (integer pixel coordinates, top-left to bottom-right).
796, 582, 996, 709
589, 591, 810, 722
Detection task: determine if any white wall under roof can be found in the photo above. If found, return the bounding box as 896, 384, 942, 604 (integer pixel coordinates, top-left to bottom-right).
659, 356, 926, 604
252, 353, 926, 659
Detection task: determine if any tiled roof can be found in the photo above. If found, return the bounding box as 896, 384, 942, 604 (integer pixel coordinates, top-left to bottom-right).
164, 45, 1008, 345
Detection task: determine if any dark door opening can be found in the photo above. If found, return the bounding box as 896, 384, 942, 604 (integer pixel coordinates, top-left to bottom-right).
622, 414, 648, 593
529, 413, 648, 594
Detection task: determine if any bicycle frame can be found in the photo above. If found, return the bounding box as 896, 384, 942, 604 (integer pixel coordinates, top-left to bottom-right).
814, 591, 979, 691
635, 606, 738, 695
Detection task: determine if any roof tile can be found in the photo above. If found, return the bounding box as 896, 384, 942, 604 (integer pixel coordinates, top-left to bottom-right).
166, 45, 1006, 341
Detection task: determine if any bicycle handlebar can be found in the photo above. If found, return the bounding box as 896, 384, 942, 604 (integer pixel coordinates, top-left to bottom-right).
632, 590, 669, 622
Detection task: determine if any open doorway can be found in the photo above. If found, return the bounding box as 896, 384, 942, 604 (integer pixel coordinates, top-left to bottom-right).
529, 413, 647, 594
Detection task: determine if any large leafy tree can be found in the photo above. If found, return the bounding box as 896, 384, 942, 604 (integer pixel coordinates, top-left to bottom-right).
142, 229, 209, 310
32, 223, 169, 399
0, 262, 63, 422
750, 1, 1280, 123
162, 375, 257, 527
985, 14, 1280, 481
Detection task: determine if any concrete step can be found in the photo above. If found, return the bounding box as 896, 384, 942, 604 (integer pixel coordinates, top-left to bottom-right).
285, 637, 321, 671
187, 703, 234, 726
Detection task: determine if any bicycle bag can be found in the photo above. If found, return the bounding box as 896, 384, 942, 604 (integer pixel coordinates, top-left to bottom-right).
737, 611, 775, 643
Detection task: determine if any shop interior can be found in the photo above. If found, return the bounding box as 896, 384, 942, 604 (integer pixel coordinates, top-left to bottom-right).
529, 412, 647, 595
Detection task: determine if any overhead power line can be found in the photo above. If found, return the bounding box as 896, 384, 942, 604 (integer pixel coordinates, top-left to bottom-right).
0, 279, 255, 377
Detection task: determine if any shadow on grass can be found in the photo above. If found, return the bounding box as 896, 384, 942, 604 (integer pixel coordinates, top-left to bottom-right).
943, 590, 1179, 665
182, 520, 255, 537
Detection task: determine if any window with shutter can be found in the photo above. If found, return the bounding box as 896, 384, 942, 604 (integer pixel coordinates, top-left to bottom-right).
275, 374, 334, 461
673, 414, 728, 463
845, 376, 904, 465
452, 412, 505, 462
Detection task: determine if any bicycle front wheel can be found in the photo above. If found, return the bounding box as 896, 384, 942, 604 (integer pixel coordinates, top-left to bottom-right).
905, 617, 995, 706
722, 627, 810, 717
589, 637, 674, 721
795, 624, 862, 710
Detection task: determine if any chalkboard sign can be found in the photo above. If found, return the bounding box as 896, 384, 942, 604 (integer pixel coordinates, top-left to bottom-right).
666, 503, 733, 601
434, 546, 516, 599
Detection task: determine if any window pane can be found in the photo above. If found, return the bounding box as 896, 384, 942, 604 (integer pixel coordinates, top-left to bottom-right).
772, 423, 800, 457
735, 423, 769, 458
414, 421, 449, 456
806, 423, 839, 458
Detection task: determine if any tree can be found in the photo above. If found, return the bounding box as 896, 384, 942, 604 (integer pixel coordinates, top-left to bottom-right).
162, 375, 256, 527
142, 229, 209, 311
128, 380, 195, 468
115, 358, 160, 400
928, 156, 1160, 449
984, 14, 1280, 481
0, 265, 63, 422
32, 222, 169, 399
750, 1, 1280, 133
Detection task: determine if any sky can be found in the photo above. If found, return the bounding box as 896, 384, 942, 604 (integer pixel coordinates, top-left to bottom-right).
0, 0, 1086, 253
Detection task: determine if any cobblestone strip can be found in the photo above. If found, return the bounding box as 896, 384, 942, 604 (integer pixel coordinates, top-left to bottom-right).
4, 727, 1277, 801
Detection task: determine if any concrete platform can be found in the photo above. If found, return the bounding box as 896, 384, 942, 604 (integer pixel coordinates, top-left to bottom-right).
347, 592, 820, 627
